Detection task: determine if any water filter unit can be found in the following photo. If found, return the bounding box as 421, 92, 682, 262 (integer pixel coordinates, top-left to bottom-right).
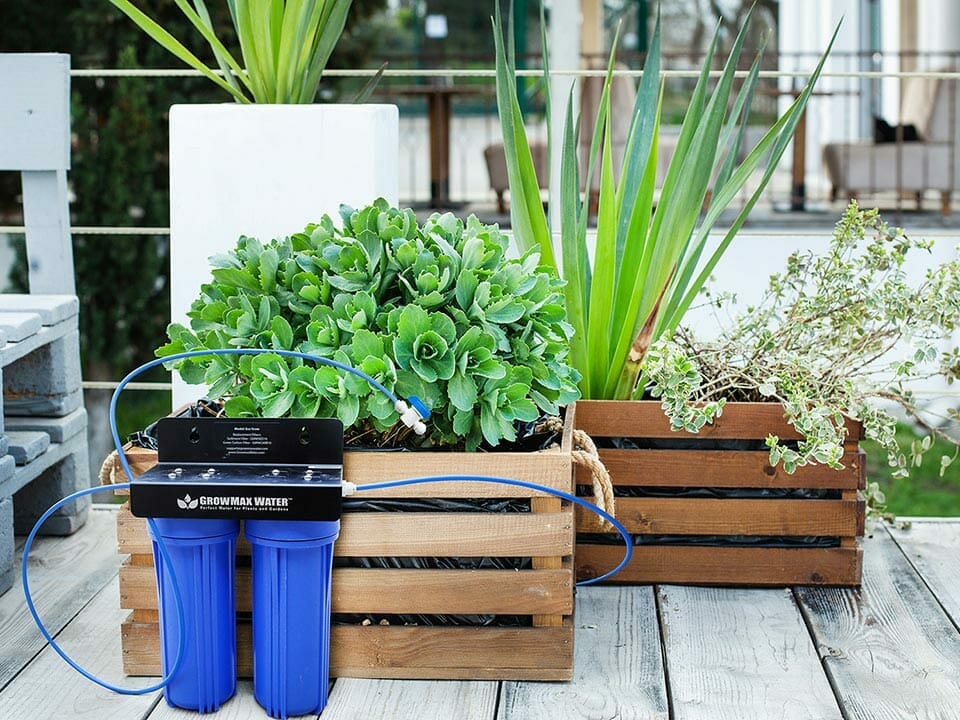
129, 417, 345, 718
21, 349, 632, 718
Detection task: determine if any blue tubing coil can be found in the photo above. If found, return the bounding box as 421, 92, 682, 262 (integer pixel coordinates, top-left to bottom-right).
246, 519, 340, 719
149, 518, 240, 712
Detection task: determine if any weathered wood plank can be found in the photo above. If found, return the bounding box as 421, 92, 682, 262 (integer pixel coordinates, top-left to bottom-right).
123, 620, 573, 681
120, 561, 573, 616
321, 679, 498, 720
531, 496, 565, 627
146, 681, 264, 720
499, 586, 668, 720
22, 170, 76, 295
888, 520, 960, 629
0, 507, 122, 689
576, 545, 863, 586
0, 577, 161, 720
577, 498, 861, 536
659, 585, 842, 720
596, 448, 864, 489
796, 527, 960, 720
574, 400, 863, 440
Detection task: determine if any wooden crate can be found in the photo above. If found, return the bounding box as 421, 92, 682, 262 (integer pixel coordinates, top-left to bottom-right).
113, 410, 576, 680
574, 400, 865, 586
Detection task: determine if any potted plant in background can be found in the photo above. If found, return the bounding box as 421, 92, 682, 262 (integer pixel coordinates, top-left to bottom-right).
493, 6, 853, 584
107, 0, 398, 408
113, 199, 589, 681
574, 202, 960, 585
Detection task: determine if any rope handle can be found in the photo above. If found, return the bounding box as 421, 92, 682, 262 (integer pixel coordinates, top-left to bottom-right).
98, 450, 119, 486
538, 416, 616, 529
572, 429, 615, 530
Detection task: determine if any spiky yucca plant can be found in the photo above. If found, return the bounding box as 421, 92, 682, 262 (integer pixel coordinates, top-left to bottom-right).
108, 0, 355, 103
494, 4, 838, 399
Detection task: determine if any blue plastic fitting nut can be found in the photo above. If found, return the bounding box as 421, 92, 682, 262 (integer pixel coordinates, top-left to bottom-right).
408, 395, 431, 420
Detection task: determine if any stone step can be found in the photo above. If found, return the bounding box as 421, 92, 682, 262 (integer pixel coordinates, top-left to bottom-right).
0, 295, 78, 325
3, 330, 82, 417
3, 408, 87, 444
0, 317, 76, 368
0, 455, 13, 484
12, 440, 89, 536
6, 431, 51, 466
0, 313, 41, 343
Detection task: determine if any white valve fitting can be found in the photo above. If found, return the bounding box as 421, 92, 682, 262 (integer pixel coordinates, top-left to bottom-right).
395, 400, 428, 435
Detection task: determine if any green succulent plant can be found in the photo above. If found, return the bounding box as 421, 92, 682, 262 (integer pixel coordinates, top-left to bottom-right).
158, 199, 580, 450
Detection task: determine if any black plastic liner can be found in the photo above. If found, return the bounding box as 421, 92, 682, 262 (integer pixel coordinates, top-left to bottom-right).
598, 435, 788, 451
331, 612, 529, 628
577, 485, 839, 500
578, 533, 840, 548
343, 498, 530, 513
129, 400, 558, 628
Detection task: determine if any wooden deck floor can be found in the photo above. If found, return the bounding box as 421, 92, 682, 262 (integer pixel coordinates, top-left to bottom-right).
3, 507, 960, 720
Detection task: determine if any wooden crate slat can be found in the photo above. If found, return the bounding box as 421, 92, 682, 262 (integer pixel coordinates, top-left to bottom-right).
337, 512, 572, 557
120, 560, 573, 616
119, 505, 572, 557
593, 449, 864, 490
575, 400, 864, 440
331, 625, 573, 676
112, 447, 572, 497
575, 544, 863, 586
345, 452, 571, 494
577, 498, 862, 537
121, 618, 573, 680
529, 496, 566, 628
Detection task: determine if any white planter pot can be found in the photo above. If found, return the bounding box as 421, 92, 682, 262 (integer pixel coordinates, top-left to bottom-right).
169, 103, 399, 407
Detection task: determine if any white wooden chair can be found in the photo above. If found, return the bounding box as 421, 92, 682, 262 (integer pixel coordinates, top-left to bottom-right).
0, 54, 75, 292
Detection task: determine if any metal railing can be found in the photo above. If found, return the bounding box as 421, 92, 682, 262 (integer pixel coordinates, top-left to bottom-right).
5, 61, 960, 393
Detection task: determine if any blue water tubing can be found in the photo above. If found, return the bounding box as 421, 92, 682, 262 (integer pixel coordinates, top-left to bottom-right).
246, 520, 340, 719
150, 517, 241, 712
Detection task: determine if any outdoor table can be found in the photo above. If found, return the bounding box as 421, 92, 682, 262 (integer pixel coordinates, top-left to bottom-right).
385, 84, 488, 208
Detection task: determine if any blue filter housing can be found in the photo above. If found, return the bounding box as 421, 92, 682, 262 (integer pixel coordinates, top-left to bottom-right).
246, 519, 340, 719
148, 517, 240, 712
129, 416, 346, 718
